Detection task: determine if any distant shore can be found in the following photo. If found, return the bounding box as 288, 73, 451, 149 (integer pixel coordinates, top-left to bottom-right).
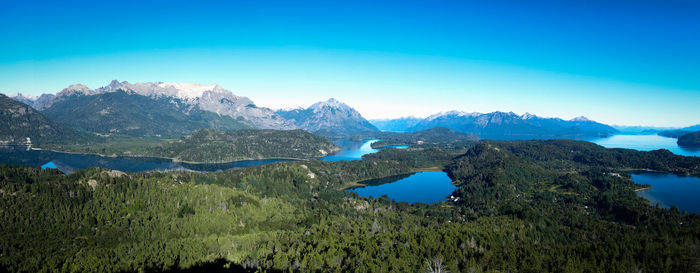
30, 146, 317, 165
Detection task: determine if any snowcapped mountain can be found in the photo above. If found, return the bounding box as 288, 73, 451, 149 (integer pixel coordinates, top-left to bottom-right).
95, 80, 294, 129
409, 111, 617, 140
16, 80, 294, 130
276, 98, 378, 135
370, 116, 423, 132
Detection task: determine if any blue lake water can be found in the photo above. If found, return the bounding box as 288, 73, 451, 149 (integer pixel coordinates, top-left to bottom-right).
322, 139, 379, 161
349, 171, 457, 204
322, 139, 409, 161
631, 172, 700, 214
591, 134, 700, 157
0, 146, 293, 174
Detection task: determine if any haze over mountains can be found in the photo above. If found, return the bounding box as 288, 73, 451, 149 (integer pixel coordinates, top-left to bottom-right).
5, 79, 622, 142
275, 98, 378, 135
373, 111, 618, 140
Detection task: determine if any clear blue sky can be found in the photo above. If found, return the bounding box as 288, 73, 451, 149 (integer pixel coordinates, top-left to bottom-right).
1, 0, 698, 126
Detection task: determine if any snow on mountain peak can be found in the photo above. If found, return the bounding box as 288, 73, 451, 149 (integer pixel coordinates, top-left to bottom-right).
426, 110, 476, 121
310, 98, 350, 112
157, 82, 222, 99
57, 84, 94, 97
572, 116, 591, 122
521, 112, 538, 119
10, 93, 38, 101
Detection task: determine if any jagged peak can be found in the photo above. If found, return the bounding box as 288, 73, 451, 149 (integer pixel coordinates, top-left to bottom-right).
63, 84, 92, 92
572, 116, 591, 122
57, 84, 94, 97
310, 98, 352, 111
521, 112, 538, 119
276, 106, 305, 112
9, 93, 38, 101
426, 110, 480, 121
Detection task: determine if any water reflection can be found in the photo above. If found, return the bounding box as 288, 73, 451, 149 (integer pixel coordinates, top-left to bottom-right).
0, 146, 292, 174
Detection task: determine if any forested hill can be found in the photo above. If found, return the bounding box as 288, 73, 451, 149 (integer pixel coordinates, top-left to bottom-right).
678, 131, 700, 148
371, 127, 480, 149
1, 139, 699, 272
0, 94, 94, 145
146, 128, 340, 163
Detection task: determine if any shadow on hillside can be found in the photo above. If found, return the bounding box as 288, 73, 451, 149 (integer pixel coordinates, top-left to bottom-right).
138, 258, 285, 273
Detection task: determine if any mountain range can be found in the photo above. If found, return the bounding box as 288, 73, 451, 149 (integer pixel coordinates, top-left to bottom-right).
275, 98, 378, 136
370, 117, 423, 132
373, 111, 617, 140
6, 80, 620, 141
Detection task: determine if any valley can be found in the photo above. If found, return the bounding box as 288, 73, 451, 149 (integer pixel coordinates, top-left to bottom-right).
1, 80, 700, 272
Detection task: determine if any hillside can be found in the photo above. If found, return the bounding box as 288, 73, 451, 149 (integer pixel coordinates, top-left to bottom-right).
0, 94, 93, 145
41, 89, 253, 138
16, 80, 296, 133
276, 98, 378, 135
147, 128, 339, 162
372, 127, 480, 149
677, 131, 700, 148
1, 139, 699, 272
658, 125, 700, 138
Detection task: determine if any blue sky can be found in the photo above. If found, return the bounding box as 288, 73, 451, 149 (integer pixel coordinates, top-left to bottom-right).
1, 0, 698, 126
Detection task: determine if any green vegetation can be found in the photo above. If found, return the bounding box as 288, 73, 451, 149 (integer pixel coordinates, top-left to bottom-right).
678, 131, 700, 148
0, 94, 97, 145
148, 129, 339, 162
370, 127, 480, 150
1, 139, 699, 272
658, 129, 691, 138
42, 90, 252, 138
43, 129, 340, 163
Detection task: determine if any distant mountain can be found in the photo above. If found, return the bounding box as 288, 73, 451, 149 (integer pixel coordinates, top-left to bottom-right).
275, 98, 378, 135
409, 111, 617, 140
14, 80, 295, 132
42, 89, 253, 138
370, 117, 423, 132
658, 130, 691, 138
677, 131, 700, 148
611, 125, 676, 135
0, 94, 91, 145
658, 124, 700, 138
8, 93, 37, 106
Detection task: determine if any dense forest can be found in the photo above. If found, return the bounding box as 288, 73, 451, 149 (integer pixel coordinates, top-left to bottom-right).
1, 140, 699, 272
370, 127, 479, 150
678, 131, 700, 148
43, 129, 340, 163
147, 129, 339, 163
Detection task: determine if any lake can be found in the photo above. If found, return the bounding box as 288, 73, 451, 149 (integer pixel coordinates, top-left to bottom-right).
631, 171, 700, 214
322, 139, 408, 161
349, 171, 457, 204
2, 138, 400, 174
0, 146, 294, 174
322, 139, 379, 161
591, 134, 700, 157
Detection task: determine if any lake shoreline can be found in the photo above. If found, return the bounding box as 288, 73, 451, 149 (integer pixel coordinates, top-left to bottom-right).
341, 167, 447, 190
30, 146, 314, 165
